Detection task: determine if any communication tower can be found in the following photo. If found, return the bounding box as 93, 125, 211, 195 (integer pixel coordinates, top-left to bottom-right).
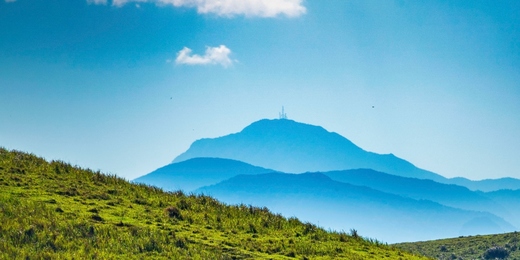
279, 106, 288, 119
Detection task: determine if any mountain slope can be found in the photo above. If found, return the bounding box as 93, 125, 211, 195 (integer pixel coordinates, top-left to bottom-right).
481, 189, 520, 228
172, 119, 520, 192
323, 169, 517, 228
395, 231, 520, 260
0, 147, 429, 259
173, 119, 445, 182
196, 172, 515, 243
447, 177, 520, 192
134, 157, 274, 192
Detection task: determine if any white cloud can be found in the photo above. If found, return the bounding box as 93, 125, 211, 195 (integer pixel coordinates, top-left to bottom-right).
112, 0, 145, 6
175, 45, 235, 67
87, 0, 108, 4
104, 0, 306, 17
5, 0, 17, 3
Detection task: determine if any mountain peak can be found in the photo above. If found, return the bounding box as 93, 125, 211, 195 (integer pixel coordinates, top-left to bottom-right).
172, 118, 445, 181
238, 118, 344, 142
245, 118, 317, 128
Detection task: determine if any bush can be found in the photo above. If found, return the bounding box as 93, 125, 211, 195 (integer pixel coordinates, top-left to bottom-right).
483, 246, 509, 259
165, 206, 183, 220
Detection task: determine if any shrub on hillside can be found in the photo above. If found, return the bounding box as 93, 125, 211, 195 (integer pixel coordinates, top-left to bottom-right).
165, 206, 183, 220
483, 246, 509, 259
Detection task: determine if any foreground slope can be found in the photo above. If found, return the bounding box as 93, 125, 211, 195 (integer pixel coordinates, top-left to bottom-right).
0, 148, 428, 259
395, 232, 520, 260
196, 172, 514, 243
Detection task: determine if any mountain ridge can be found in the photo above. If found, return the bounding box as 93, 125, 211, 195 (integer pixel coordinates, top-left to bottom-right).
196, 172, 515, 243
170, 118, 520, 191
323, 168, 518, 228
173, 119, 446, 182
134, 157, 275, 192
447, 176, 520, 192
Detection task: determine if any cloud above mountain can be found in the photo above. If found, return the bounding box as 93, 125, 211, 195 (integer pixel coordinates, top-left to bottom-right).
87, 0, 108, 4
105, 0, 305, 17
174, 45, 235, 67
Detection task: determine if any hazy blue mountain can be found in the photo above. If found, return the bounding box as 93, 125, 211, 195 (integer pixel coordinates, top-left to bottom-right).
172, 119, 520, 192
481, 189, 520, 227
323, 169, 517, 228
196, 172, 515, 243
133, 157, 274, 192
173, 119, 446, 182
446, 177, 520, 192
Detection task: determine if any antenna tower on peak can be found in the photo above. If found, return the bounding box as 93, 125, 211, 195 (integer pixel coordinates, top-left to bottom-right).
279, 106, 288, 120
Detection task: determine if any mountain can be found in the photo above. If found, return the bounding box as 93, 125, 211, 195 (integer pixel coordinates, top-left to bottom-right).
323, 169, 517, 228
196, 172, 515, 243
481, 189, 520, 227
0, 147, 431, 259
173, 119, 446, 182
133, 157, 274, 192
172, 118, 520, 192
447, 177, 520, 192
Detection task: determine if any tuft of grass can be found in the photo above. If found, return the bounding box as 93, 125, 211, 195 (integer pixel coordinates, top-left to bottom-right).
0, 147, 430, 259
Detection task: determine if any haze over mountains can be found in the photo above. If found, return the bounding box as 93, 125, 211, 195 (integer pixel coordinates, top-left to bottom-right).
322, 169, 519, 228
196, 172, 513, 243
135, 118, 520, 242
172, 119, 520, 191
134, 157, 275, 192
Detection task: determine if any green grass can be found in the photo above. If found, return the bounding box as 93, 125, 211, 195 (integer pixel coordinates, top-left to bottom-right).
395, 232, 520, 260
0, 147, 430, 259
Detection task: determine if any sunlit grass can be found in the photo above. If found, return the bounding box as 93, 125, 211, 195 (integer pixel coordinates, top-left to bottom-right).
395, 232, 520, 260
0, 147, 430, 259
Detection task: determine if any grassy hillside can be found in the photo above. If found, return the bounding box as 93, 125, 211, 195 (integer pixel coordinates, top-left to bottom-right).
0, 148, 429, 259
395, 232, 520, 260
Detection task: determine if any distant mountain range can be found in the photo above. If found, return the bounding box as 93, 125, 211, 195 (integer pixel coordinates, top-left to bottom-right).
481, 189, 520, 227
195, 172, 514, 243
135, 118, 520, 242
448, 177, 520, 192
322, 169, 518, 228
172, 119, 520, 191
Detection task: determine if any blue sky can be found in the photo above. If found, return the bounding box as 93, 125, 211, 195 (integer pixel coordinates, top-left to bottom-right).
1, 0, 519, 180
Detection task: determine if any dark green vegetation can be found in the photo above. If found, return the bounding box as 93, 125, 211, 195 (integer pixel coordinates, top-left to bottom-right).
396, 232, 520, 260
0, 148, 429, 259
